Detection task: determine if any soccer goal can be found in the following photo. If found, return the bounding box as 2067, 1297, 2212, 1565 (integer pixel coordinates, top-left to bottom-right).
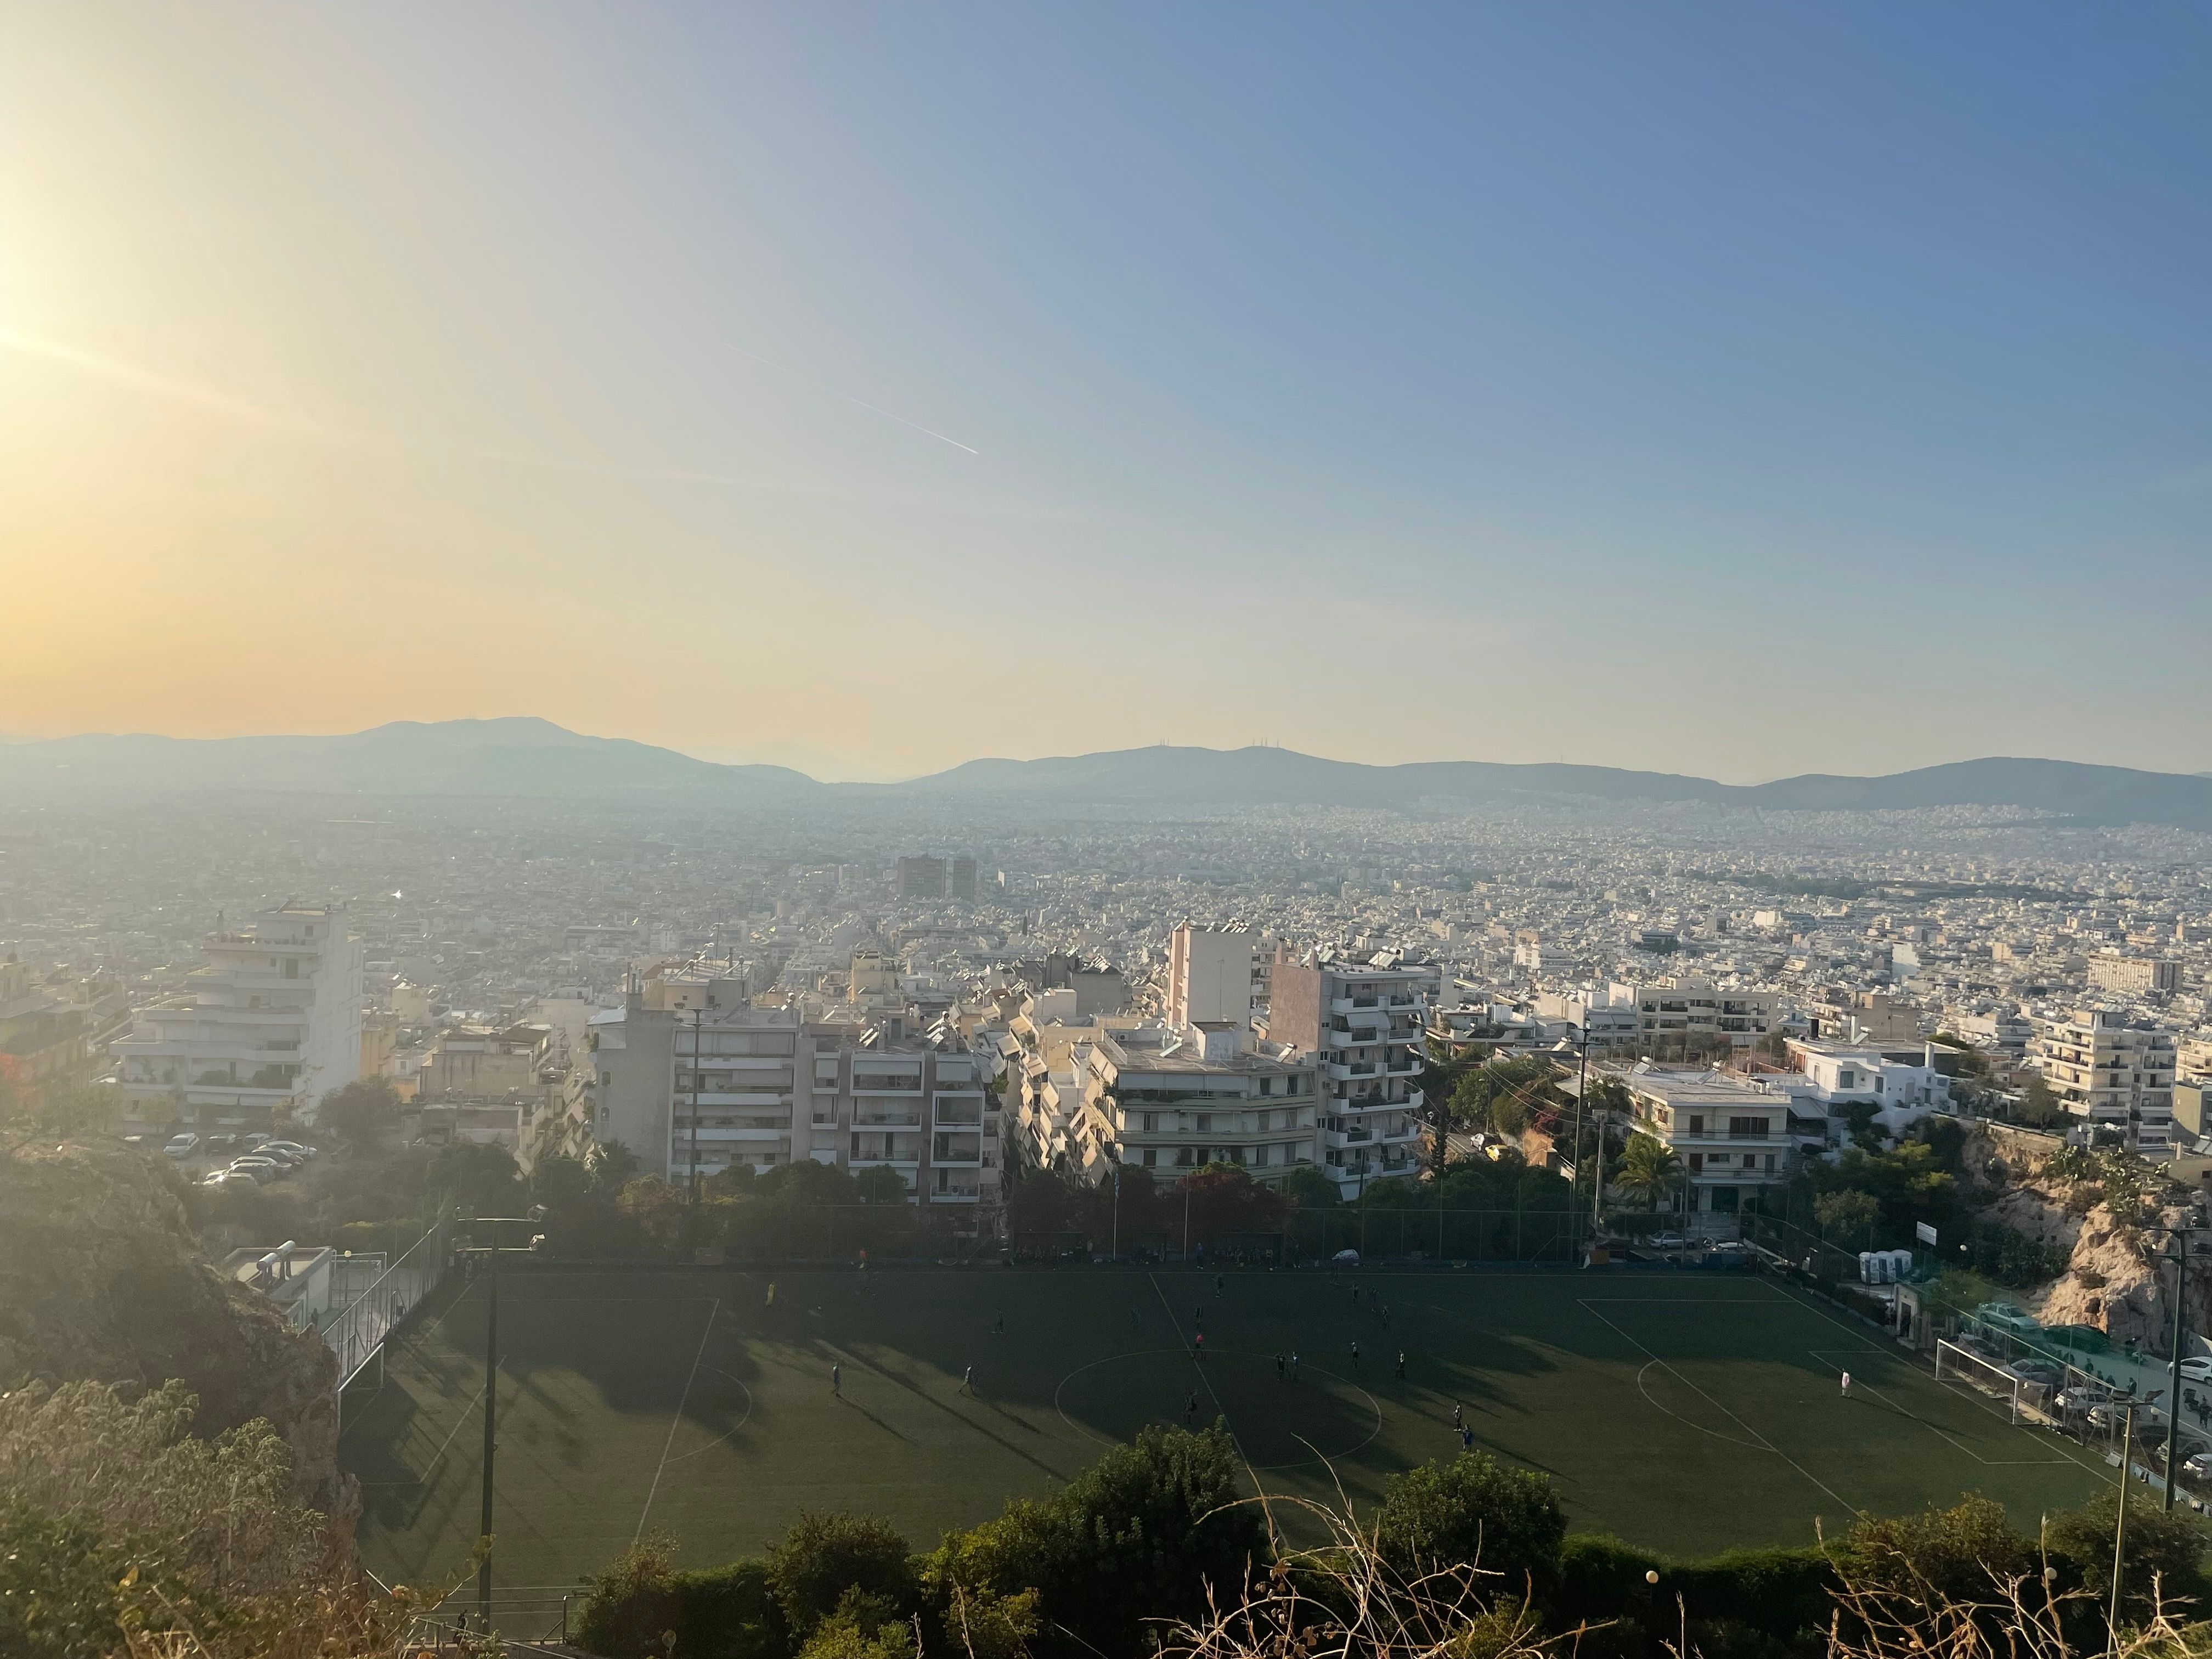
1935, 1340, 2045, 1426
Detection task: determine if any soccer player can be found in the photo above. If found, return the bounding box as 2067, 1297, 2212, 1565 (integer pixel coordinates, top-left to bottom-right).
1289, 1350, 1300, 1382
1195, 1331, 1205, 1360
1460, 1426, 1476, 1452
1276, 1353, 1286, 1381
1216, 1274, 1225, 1297
1452, 1401, 1463, 1430
994, 1312, 1005, 1337
766, 1283, 776, 1307
832, 1363, 842, 1397
963, 1364, 975, 1396
1186, 1390, 1199, 1424
1396, 1351, 1406, 1381
1350, 1340, 1360, 1367
1839, 1370, 1852, 1398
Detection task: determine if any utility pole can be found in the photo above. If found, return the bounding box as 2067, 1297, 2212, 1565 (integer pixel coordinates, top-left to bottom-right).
462, 1211, 545, 1628
2161, 1226, 2200, 1511
1110, 1165, 1120, 1260
2113, 1402, 2136, 1637
478, 1224, 498, 1622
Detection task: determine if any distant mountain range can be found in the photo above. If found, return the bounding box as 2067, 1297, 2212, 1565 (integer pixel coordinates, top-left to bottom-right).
4, 719, 2210, 831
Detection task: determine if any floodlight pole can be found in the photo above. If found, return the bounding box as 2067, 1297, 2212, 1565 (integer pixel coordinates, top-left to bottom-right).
478, 1230, 498, 1621
2158, 1225, 2202, 1512
463, 1212, 543, 1627
2113, 1402, 2135, 1636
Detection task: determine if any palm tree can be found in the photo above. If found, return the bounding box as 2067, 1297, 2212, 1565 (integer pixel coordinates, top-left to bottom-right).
1613, 1133, 1684, 1214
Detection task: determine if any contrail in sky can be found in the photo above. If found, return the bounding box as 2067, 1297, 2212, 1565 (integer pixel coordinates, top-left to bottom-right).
719, 343, 980, 455
0, 326, 818, 494
0, 326, 346, 439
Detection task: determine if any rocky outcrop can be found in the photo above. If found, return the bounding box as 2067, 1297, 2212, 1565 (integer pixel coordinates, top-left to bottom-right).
0, 1139, 357, 1533
1954, 1122, 2212, 1348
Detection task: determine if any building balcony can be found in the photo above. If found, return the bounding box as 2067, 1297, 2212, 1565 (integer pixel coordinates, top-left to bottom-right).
851, 1155, 919, 1170
929, 1188, 981, 1204
855, 1110, 921, 1126
692, 1090, 789, 1108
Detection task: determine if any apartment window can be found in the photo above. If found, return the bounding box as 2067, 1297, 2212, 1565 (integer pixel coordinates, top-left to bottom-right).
1196, 1114, 1211, 1132
1260, 1077, 1274, 1096
1728, 1116, 1768, 1138
1142, 1149, 1156, 1168
1688, 1153, 1705, 1171
601, 1070, 612, 1087
1687, 1114, 1703, 1135
1142, 1112, 1158, 1132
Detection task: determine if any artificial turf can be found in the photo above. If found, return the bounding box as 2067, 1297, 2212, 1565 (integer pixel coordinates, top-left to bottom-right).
342, 1265, 2113, 1604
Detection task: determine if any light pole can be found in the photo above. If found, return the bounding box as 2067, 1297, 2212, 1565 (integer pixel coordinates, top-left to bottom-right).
2149, 1224, 2205, 1511
2113, 1402, 2136, 1635
456, 1209, 546, 1625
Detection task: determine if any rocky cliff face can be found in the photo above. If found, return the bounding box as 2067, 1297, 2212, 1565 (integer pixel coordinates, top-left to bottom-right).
1963, 1122, 2212, 1348
0, 1139, 357, 1531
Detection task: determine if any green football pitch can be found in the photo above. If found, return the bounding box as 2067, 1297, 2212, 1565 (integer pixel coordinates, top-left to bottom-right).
342, 1266, 2113, 1601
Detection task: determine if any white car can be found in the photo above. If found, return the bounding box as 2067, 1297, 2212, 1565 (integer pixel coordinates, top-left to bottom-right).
2178, 1357, 2212, 1384
1331, 1248, 1361, 1266
262, 1139, 319, 1161
227, 1156, 285, 1182
1645, 1232, 1688, 1250
202, 1169, 254, 1188
164, 1132, 200, 1159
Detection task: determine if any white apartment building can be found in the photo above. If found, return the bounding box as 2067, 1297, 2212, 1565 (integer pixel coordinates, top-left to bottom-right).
1535, 989, 1640, 1049
2033, 1008, 2178, 1149
2087, 955, 2180, 997
1075, 1024, 1318, 1184
1620, 977, 1779, 1046
1612, 1064, 1793, 1215
1266, 951, 1429, 1196
115, 904, 363, 1133
1167, 924, 1263, 1028
590, 966, 1000, 1205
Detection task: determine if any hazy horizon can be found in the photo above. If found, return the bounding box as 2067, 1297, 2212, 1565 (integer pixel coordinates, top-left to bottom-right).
5, 5, 2208, 782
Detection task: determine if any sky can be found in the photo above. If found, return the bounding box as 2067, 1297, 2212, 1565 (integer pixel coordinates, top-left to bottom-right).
2, 5, 2208, 783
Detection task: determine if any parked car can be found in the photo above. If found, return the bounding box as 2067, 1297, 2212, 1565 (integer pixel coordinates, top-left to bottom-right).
2183, 1451, 2212, 1481
1645, 1232, 1688, 1250
163, 1132, 199, 1159
227, 1156, 285, 1181
2178, 1357, 2212, 1384
203, 1133, 239, 1154
202, 1169, 254, 1187
240, 1133, 273, 1151
262, 1139, 318, 1161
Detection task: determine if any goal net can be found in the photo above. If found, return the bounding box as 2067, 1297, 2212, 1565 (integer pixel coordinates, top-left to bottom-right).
1935, 1340, 2045, 1426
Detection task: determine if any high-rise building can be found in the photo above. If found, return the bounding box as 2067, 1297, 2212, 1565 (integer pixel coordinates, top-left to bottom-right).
1167, 924, 1259, 1029
1263, 950, 1430, 1196
114, 904, 363, 1134
896, 856, 947, 900
950, 857, 978, 902
2033, 1008, 2177, 1148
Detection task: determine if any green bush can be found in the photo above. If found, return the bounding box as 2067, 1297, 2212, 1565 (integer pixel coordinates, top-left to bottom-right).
1374, 1451, 1566, 1597
929, 1424, 1262, 1659
766, 1514, 916, 1640
576, 1541, 793, 1659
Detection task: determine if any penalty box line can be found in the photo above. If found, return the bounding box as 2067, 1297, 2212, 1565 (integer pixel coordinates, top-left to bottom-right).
1764, 1280, 2118, 1487
1578, 1299, 1854, 1511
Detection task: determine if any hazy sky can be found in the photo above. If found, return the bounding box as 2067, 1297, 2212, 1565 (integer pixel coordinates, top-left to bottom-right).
4, 6, 2207, 783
